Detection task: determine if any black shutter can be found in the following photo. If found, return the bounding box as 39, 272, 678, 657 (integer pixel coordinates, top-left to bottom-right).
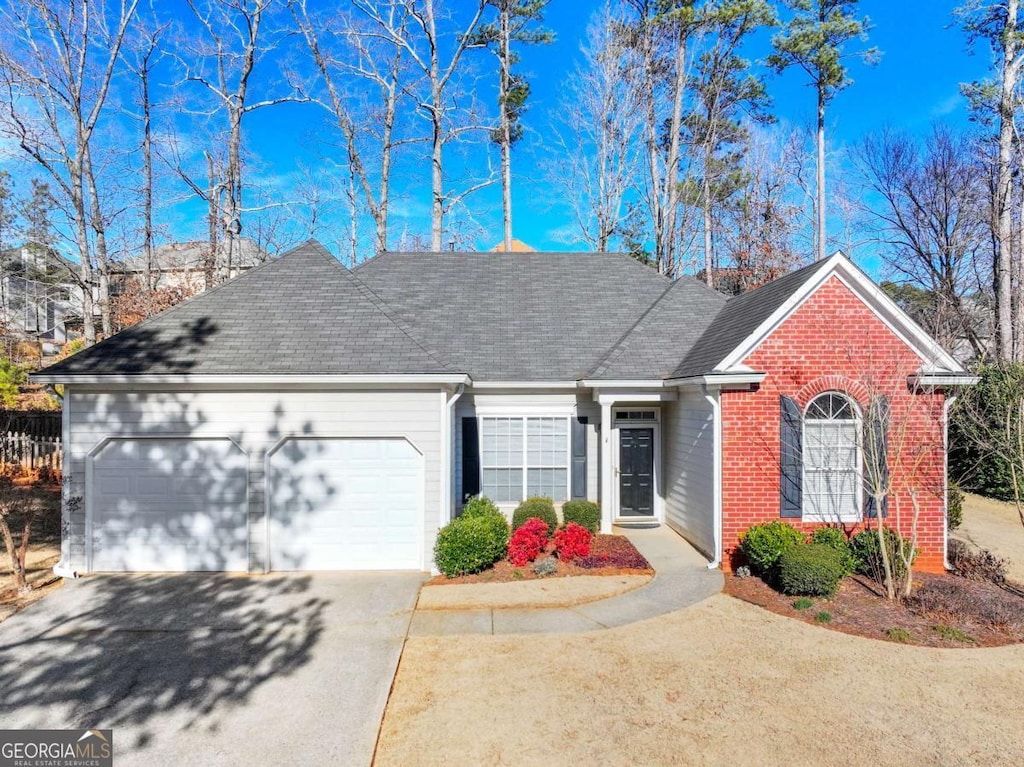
864, 395, 890, 518
780, 396, 803, 518
461, 417, 480, 500
571, 416, 588, 499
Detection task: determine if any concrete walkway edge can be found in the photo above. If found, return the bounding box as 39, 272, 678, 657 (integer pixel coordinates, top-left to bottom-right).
408, 526, 724, 636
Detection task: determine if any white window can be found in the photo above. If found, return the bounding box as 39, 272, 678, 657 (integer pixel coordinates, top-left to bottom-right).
481, 416, 569, 503
803, 392, 861, 522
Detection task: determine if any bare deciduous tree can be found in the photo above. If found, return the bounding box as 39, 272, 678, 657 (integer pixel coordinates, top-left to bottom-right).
0, 0, 140, 345
545, 5, 645, 252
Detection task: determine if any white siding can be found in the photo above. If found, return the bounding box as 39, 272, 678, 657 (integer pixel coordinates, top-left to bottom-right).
64, 387, 442, 572
663, 389, 716, 558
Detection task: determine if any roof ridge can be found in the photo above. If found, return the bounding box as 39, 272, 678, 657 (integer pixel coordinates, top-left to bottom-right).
585, 279, 680, 378
310, 243, 455, 372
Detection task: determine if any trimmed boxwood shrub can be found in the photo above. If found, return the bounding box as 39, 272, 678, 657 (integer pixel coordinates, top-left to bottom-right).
810, 527, 856, 575
851, 527, 915, 584
433, 513, 509, 577
777, 543, 846, 597
562, 500, 601, 533
739, 520, 804, 575
460, 495, 503, 520
512, 497, 558, 533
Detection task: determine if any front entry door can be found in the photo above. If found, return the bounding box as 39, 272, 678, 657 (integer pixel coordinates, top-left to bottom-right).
618, 428, 654, 517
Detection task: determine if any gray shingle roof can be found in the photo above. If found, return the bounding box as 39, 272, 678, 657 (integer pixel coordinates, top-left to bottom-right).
670, 258, 826, 379
586, 275, 727, 379
39, 240, 451, 376
354, 251, 681, 381
38, 240, 833, 382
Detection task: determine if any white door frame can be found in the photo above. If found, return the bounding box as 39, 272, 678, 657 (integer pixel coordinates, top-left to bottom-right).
611, 408, 663, 524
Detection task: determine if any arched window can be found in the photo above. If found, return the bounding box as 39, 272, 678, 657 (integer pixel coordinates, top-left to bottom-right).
803, 392, 861, 522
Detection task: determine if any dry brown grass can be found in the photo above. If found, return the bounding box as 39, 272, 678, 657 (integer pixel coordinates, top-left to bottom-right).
376, 594, 1024, 767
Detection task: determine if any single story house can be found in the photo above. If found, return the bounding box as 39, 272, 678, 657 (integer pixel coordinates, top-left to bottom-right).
33, 240, 975, 575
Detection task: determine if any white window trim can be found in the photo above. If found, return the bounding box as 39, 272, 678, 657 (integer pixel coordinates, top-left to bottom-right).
801, 392, 863, 524
478, 414, 572, 503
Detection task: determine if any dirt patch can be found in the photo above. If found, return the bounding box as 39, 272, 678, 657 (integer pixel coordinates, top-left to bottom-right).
417, 574, 652, 610
724, 571, 1024, 648
0, 482, 62, 625
957, 493, 1024, 584
426, 534, 653, 586
377, 594, 1024, 767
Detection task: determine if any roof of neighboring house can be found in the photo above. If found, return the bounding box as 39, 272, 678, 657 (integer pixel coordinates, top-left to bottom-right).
670, 258, 825, 379
38, 241, 450, 376
353, 250, 719, 380
119, 238, 268, 274
489, 239, 537, 252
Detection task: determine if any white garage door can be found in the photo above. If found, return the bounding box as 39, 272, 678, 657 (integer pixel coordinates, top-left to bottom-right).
89, 438, 249, 572
268, 438, 423, 570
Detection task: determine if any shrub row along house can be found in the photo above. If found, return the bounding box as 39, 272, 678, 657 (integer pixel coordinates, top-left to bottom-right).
33, 241, 975, 575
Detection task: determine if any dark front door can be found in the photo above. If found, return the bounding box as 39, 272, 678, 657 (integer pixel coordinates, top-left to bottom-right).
618, 428, 654, 517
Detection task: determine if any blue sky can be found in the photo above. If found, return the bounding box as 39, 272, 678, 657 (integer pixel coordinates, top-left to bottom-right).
10, 1, 990, 267
157, 1, 992, 261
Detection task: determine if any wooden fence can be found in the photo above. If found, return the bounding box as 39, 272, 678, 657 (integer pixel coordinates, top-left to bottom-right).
0, 410, 62, 476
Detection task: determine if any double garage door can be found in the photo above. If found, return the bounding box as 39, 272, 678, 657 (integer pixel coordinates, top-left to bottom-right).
89, 437, 423, 572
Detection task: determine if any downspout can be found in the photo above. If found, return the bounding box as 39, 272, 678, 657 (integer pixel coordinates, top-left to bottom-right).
444, 384, 465, 525
702, 383, 723, 570
52, 384, 77, 579
943, 393, 957, 571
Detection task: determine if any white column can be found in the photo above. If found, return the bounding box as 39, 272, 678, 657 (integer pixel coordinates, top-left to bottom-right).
600, 400, 613, 533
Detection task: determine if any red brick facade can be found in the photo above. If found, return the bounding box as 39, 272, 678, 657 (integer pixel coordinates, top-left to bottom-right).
720, 276, 948, 573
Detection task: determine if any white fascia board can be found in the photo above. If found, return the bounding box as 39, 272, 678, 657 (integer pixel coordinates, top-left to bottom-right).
579, 379, 667, 388
666, 372, 766, 388
714, 254, 965, 375
29, 373, 472, 386
470, 380, 580, 389
907, 373, 980, 390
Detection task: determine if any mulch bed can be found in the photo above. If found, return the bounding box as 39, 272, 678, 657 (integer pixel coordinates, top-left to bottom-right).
725, 570, 1024, 648
427, 534, 654, 586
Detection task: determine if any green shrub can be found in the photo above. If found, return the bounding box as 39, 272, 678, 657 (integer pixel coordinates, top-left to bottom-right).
562, 500, 601, 533
460, 495, 503, 520
792, 597, 814, 611
850, 527, 915, 584
512, 497, 558, 533
0, 358, 26, 408
814, 611, 833, 624
739, 520, 805, 575
810, 527, 856, 575
777, 543, 846, 597
948, 363, 1024, 502
433, 513, 510, 577
947, 484, 964, 531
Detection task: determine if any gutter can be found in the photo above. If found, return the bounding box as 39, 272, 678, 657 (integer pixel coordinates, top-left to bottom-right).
443, 384, 465, 525
943, 394, 958, 571
29, 373, 474, 386
702, 383, 724, 570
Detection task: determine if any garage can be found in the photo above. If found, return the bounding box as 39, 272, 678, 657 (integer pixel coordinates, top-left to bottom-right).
267, 437, 423, 571
89, 437, 249, 572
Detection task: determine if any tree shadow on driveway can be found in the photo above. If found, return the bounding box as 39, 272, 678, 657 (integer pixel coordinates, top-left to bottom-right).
0, 573, 326, 751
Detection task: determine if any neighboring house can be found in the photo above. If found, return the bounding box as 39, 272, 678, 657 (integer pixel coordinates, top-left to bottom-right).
0, 245, 79, 352
33, 240, 975, 576
116, 238, 268, 292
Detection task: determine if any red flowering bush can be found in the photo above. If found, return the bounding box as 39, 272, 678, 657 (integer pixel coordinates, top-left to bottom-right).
507, 517, 549, 566
554, 523, 592, 561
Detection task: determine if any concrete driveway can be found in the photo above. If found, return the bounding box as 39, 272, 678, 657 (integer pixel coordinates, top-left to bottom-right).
0, 571, 425, 767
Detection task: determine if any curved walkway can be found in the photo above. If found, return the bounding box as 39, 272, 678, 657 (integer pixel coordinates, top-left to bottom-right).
408, 526, 723, 636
